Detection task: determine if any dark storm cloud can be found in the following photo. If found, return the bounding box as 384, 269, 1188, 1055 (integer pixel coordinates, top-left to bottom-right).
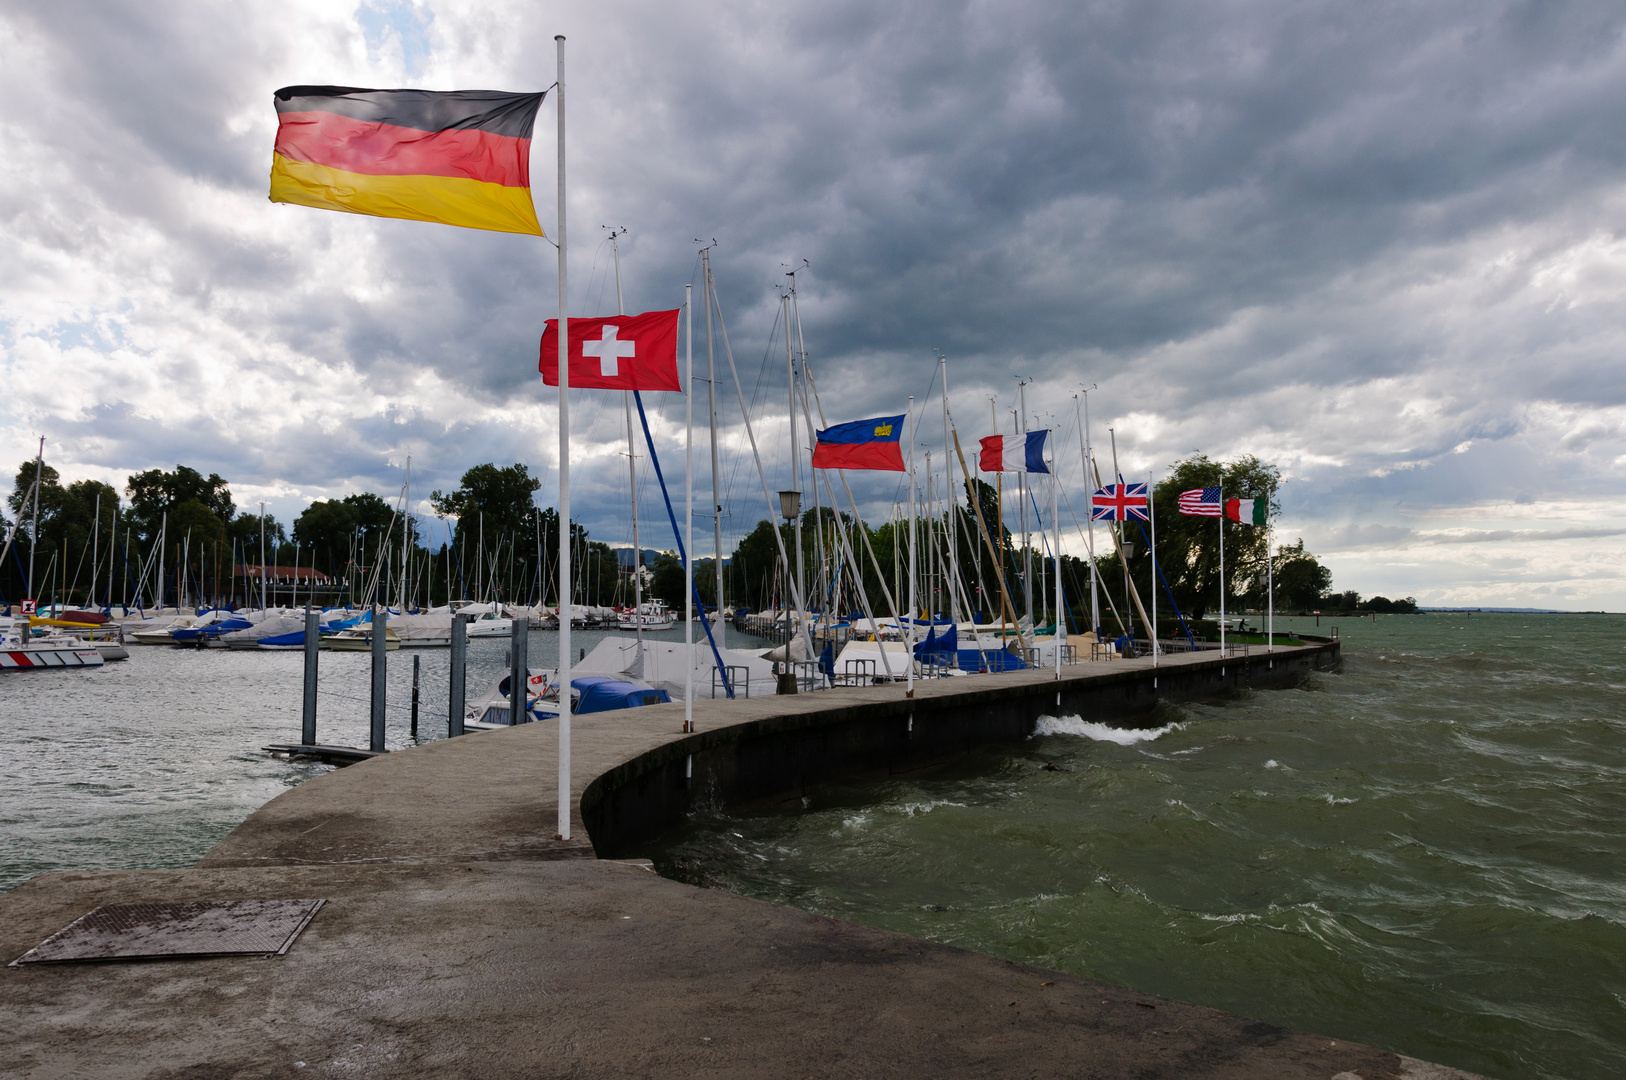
5, 0, 1626, 599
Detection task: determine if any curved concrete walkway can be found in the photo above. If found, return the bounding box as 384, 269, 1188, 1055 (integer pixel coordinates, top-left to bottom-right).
0, 647, 1487, 1079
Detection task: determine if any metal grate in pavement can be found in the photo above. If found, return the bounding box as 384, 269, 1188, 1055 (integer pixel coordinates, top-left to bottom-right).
9, 899, 325, 965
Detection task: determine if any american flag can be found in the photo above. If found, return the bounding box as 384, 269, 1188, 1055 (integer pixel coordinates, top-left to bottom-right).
1178, 487, 1222, 516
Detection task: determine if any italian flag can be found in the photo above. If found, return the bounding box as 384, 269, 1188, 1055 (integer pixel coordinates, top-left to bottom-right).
1225, 498, 1267, 525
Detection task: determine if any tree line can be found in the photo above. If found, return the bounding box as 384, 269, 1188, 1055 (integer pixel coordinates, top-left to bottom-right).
0, 460, 625, 610
4, 452, 1405, 623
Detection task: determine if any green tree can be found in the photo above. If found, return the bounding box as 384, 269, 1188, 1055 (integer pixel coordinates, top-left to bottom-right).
8, 459, 63, 542
1268, 539, 1333, 610
293, 500, 359, 573
126, 465, 234, 542
430, 463, 541, 541
648, 551, 684, 608
1148, 455, 1280, 619
227, 512, 286, 554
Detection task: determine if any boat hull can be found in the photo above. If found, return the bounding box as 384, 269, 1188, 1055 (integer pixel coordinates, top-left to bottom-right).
323, 638, 400, 651
1, 646, 104, 671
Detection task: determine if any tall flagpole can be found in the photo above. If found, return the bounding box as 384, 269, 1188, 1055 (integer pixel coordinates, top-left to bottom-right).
1149, 470, 1158, 668
1052, 463, 1062, 683
684, 284, 695, 731
1079, 393, 1099, 638
1267, 514, 1274, 666
554, 33, 572, 841
1218, 483, 1225, 669
907, 397, 916, 698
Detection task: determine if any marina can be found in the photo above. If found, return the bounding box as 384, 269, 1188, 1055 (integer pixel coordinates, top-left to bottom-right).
5, 6, 1624, 1077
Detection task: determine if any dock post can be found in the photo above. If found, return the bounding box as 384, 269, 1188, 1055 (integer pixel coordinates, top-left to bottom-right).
449, 614, 467, 736
410, 653, 420, 737
370, 604, 387, 753
301, 605, 318, 746
509, 613, 528, 724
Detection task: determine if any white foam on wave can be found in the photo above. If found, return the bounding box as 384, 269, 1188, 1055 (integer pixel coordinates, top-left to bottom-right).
891, 799, 966, 817
1034, 714, 1183, 744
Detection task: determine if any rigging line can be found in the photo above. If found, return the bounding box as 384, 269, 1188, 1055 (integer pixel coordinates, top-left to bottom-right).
709, 271, 818, 663
1056, 479, 1131, 640
719, 299, 783, 525
630, 389, 734, 697
580, 233, 614, 317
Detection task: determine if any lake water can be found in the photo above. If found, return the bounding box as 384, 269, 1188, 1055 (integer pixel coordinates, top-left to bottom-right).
649, 614, 1626, 1080
3, 614, 1620, 1080
0, 625, 711, 891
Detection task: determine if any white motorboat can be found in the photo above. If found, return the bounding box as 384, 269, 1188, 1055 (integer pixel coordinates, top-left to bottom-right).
456, 602, 519, 638
0, 617, 103, 672
616, 599, 675, 632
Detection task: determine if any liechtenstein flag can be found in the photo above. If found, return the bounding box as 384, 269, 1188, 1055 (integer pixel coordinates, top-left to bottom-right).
979, 430, 1050, 473
812, 415, 906, 471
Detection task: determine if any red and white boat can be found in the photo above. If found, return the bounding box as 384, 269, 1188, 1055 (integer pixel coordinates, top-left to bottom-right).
0, 617, 104, 672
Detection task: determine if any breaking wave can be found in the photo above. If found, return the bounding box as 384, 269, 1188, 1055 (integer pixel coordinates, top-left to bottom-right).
1033, 714, 1183, 744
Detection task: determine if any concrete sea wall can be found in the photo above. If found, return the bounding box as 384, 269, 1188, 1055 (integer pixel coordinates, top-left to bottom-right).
584, 642, 1339, 856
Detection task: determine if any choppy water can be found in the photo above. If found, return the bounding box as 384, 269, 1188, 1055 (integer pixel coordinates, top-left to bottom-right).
649, 614, 1626, 1080
0, 625, 715, 892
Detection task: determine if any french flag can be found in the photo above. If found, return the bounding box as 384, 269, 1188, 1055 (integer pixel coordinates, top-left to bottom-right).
978, 430, 1050, 473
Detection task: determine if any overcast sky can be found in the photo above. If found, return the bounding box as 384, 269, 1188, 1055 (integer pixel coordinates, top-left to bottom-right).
3, 0, 1625, 609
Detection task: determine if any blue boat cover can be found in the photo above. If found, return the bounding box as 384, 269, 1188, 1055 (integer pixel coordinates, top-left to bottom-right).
573, 676, 671, 714
959, 645, 1027, 672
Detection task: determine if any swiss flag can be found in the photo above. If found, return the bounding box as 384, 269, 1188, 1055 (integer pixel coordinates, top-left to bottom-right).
539, 309, 681, 391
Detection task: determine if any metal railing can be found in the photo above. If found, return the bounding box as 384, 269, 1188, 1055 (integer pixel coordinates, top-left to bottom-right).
792, 660, 824, 692
839, 658, 876, 686
713, 665, 750, 699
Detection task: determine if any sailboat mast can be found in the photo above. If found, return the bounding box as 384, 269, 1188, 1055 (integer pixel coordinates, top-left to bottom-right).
611, 228, 643, 654
704, 250, 726, 646
784, 293, 805, 658
787, 272, 824, 642
1077, 391, 1100, 637
27, 437, 42, 602
1018, 381, 1032, 622
90, 493, 99, 611
259, 501, 267, 611
400, 456, 410, 612
907, 396, 916, 697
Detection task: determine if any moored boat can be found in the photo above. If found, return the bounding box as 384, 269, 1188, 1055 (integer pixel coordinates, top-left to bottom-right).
0, 617, 104, 672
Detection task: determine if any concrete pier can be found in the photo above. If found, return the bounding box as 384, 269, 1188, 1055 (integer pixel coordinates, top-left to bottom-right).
0, 643, 1487, 1079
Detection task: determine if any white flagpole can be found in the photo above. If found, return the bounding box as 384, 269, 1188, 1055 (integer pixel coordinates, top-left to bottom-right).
907, 397, 916, 697
1149, 471, 1157, 667
1267, 514, 1274, 666
1077, 396, 1098, 639
554, 33, 572, 841
1052, 463, 1062, 682
684, 284, 695, 731
1218, 484, 1225, 668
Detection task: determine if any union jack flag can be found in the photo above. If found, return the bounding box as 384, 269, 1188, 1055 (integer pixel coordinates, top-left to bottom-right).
1092, 482, 1149, 522
1178, 486, 1222, 517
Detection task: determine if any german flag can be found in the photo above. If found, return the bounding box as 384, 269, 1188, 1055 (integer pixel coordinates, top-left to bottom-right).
270, 86, 547, 236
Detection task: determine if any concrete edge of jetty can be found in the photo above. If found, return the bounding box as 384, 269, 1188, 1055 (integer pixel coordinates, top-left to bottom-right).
0, 640, 1491, 1079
